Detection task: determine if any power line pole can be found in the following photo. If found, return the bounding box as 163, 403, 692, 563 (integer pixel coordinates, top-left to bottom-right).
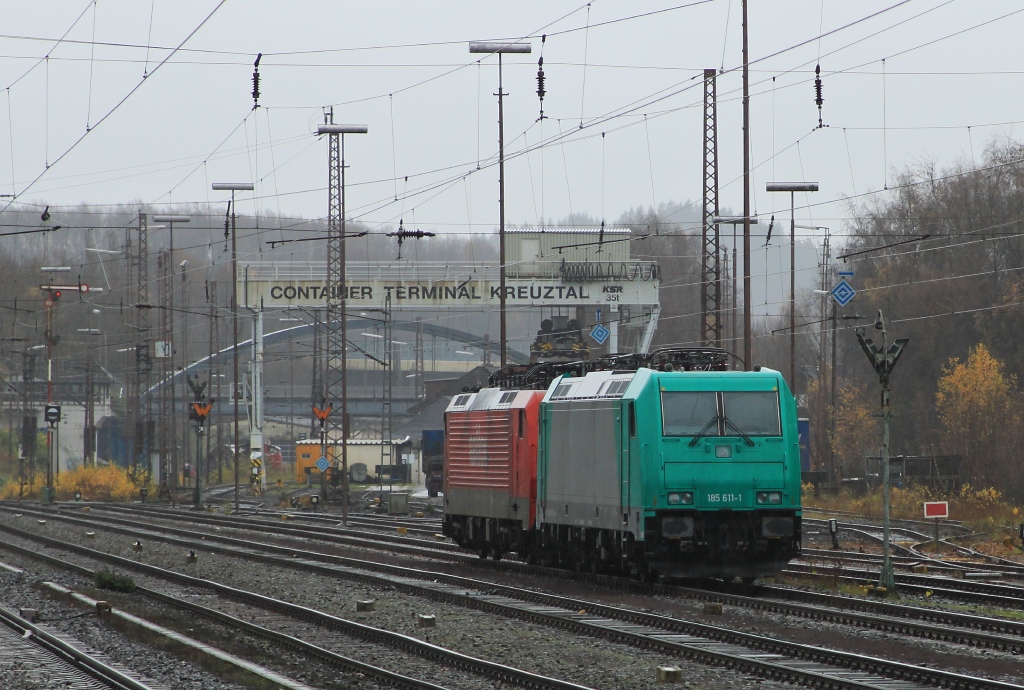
742, 0, 752, 370
211, 182, 254, 513
414, 317, 425, 400
20, 352, 36, 498
158, 249, 174, 497
380, 292, 393, 493
702, 68, 721, 348
310, 309, 323, 437
208, 281, 222, 485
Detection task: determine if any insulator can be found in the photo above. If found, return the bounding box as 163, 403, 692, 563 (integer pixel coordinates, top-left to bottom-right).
252, 71, 260, 103
536, 57, 546, 100
814, 64, 823, 108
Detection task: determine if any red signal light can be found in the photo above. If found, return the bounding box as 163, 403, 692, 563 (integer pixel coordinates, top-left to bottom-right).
52, 290, 61, 300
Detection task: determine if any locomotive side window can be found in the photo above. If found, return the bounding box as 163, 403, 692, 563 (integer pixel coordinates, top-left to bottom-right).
628, 401, 636, 438
722, 391, 781, 436
661, 391, 719, 436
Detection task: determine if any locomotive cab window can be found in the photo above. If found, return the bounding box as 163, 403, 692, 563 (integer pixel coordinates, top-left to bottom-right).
661, 391, 718, 436
722, 391, 781, 436
662, 390, 781, 437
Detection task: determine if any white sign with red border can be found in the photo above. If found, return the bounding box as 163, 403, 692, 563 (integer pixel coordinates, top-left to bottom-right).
923, 501, 949, 519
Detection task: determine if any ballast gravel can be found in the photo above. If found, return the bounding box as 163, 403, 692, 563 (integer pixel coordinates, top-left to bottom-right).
0, 563, 248, 690
0, 509, 794, 690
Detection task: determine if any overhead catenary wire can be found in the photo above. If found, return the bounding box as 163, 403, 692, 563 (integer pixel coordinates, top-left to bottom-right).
0, 1, 229, 214
0, 1, 929, 219
6, 1, 1015, 264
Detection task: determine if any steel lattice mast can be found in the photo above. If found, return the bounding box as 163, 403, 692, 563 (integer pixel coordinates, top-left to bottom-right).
324, 122, 344, 517
132, 211, 153, 485
319, 117, 367, 524
701, 68, 721, 348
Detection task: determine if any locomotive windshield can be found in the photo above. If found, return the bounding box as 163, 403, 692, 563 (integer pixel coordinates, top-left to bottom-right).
661, 392, 717, 435
722, 391, 781, 436
662, 390, 781, 437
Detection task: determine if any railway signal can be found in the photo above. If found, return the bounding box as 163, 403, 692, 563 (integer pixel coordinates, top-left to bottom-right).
187, 375, 212, 508
43, 405, 61, 426
856, 311, 909, 594
828, 518, 840, 550
312, 402, 333, 505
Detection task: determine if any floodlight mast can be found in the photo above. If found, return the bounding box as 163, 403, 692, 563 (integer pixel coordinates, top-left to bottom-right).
151, 214, 190, 498
713, 217, 758, 363
317, 117, 368, 525
766, 182, 819, 391
469, 40, 531, 369
211, 183, 253, 513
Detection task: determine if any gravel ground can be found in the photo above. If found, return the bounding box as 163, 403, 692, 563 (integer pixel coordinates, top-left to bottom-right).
0, 509, 794, 690
0, 561, 248, 690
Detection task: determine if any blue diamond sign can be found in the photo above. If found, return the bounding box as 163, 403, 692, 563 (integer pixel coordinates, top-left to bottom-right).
315, 455, 330, 472
831, 278, 857, 307
589, 323, 610, 345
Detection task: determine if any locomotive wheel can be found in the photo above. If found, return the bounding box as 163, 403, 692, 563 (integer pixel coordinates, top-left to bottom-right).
490, 547, 502, 561
478, 548, 488, 559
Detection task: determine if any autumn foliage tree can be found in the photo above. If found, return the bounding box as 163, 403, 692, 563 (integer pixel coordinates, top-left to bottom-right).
830, 383, 878, 482
935, 344, 1021, 491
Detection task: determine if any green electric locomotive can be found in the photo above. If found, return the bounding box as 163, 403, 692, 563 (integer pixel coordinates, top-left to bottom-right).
535, 365, 801, 580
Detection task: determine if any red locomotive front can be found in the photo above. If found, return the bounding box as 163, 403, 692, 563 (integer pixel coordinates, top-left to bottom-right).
443, 388, 543, 559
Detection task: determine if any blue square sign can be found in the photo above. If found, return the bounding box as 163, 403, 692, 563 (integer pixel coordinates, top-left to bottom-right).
831, 278, 857, 307
590, 323, 610, 345
315, 456, 330, 472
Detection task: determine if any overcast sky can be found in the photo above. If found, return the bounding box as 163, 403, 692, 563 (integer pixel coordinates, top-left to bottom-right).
2, 1, 1022, 252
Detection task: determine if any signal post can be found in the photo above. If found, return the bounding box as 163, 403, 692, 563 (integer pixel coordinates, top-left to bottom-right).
188, 375, 211, 508
39, 282, 89, 503
312, 402, 332, 513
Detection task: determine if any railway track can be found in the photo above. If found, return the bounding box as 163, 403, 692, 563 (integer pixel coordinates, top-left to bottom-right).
0, 594, 164, 690
3, 505, 1022, 689
803, 508, 973, 537
804, 517, 1024, 575
97, 502, 1024, 609
0, 522, 590, 690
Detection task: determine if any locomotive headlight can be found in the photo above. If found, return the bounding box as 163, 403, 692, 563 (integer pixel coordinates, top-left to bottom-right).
667, 492, 693, 505
756, 491, 782, 505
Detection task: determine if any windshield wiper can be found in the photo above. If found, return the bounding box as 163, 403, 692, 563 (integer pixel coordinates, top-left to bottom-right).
687, 415, 721, 447
723, 417, 755, 446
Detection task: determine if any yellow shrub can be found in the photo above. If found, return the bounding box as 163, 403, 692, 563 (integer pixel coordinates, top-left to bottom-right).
804, 481, 1018, 533
0, 475, 43, 500
55, 465, 142, 502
